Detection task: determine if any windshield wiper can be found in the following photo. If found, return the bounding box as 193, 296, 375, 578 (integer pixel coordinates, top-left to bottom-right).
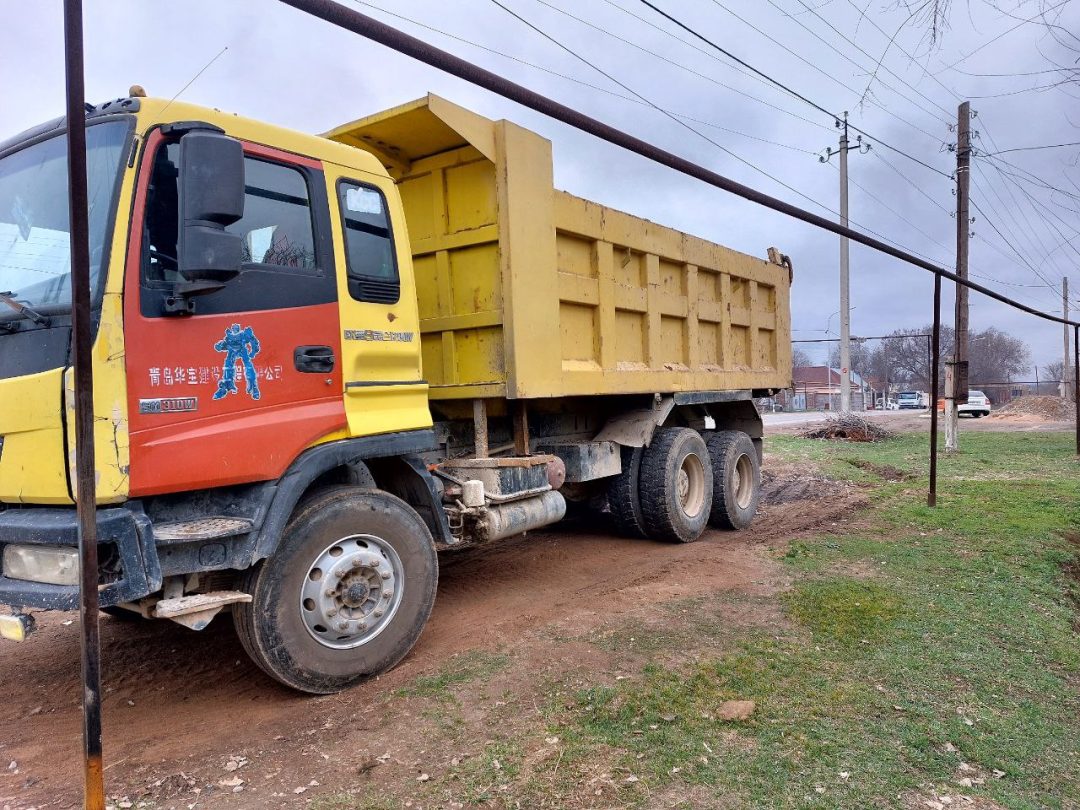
0, 291, 51, 327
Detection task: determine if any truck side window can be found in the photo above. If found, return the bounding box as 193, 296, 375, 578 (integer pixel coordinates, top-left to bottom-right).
230, 159, 317, 270
338, 180, 399, 304
140, 138, 336, 317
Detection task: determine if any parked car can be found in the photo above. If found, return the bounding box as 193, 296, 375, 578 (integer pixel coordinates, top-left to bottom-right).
959, 390, 992, 417
936, 391, 992, 417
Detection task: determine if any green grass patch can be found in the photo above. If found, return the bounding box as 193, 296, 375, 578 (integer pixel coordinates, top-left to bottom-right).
787, 578, 904, 642
396, 649, 510, 700
556, 431, 1080, 808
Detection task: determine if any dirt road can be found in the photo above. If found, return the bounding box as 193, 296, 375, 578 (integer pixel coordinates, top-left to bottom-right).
1, 413, 1069, 808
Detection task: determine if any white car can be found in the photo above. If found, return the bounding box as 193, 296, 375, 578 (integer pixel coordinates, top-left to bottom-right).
958, 390, 991, 417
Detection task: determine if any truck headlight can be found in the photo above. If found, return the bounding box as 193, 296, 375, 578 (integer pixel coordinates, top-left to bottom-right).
2, 545, 80, 586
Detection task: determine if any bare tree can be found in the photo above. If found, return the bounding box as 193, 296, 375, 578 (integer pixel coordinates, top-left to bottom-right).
792, 345, 813, 368
894, 0, 1079, 91
968, 327, 1032, 382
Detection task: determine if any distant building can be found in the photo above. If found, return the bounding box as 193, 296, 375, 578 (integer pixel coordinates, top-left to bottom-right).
779, 366, 870, 411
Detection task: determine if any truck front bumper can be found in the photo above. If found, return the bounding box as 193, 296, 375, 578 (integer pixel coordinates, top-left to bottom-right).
0, 506, 160, 611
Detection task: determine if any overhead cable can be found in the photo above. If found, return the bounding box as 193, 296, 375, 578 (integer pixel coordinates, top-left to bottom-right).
276, 0, 1080, 328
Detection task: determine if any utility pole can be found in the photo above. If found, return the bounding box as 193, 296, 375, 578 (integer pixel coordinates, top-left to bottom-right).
1065, 277, 1072, 400
946, 101, 971, 453
820, 112, 869, 412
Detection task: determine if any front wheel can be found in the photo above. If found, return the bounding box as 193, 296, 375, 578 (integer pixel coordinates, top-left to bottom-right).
233, 488, 438, 694
706, 431, 761, 530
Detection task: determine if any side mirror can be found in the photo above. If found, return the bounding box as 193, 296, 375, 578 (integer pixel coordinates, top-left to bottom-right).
177, 131, 245, 287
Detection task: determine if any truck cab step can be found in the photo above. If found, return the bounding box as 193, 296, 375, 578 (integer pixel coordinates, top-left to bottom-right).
153, 517, 254, 543
152, 590, 253, 631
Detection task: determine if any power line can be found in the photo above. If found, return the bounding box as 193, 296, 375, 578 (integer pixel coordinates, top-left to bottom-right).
712, 0, 951, 141
345, 0, 816, 154
967, 82, 1077, 99
517, 0, 840, 136
983, 154, 1080, 205
593, 0, 839, 133
871, 148, 951, 214
977, 119, 1079, 282
493, 0, 961, 264
970, 196, 1065, 298
782, 0, 954, 122
827, 161, 954, 264
985, 140, 1080, 156
278, 0, 1080, 330
489, 0, 841, 218
937, 0, 1073, 73
635, 0, 953, 178
974, 161, 1069, 287
839, 0, 965, 103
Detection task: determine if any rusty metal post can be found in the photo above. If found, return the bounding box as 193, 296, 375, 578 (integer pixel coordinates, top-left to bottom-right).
1074, 326, 1079, 456
472, 398, 489, 458
513, 401, 531, 455
928, 274, 942, 507
63, 1, 106, 807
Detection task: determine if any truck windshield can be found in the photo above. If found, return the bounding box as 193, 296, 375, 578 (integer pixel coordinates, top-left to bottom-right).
0, 120, 129, 315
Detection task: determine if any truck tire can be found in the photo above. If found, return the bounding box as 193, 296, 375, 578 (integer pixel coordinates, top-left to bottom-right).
638, 427, 713, 543
706, 431, 761, 530
607, 445, 646, 538
233, 487, 438, 694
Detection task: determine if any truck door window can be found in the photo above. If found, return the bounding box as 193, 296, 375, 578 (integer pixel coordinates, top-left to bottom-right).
231, 159, 317, 269
337, 180, 399, 304
141, 138, 336, 317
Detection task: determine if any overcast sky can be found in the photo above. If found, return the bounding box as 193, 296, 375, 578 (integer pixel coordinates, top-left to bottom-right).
5, 0, 1078, 376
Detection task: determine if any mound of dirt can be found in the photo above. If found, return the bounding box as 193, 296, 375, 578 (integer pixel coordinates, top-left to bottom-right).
761, 469, 852, 505
990, 395, 1072, 421
799, 414, 896, 442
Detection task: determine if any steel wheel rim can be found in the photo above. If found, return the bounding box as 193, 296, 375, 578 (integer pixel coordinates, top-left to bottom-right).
677, 453, 706, 518
733, 454, 754, 510
300, 533, 404, 650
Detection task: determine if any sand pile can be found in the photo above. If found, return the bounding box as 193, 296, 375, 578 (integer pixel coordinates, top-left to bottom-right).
990, 395, 1072, 421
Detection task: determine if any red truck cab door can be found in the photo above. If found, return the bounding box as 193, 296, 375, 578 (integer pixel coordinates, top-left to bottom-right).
123, 130, 346, 497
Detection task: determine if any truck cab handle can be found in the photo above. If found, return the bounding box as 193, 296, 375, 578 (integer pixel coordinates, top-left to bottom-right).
294, 345, 335, 373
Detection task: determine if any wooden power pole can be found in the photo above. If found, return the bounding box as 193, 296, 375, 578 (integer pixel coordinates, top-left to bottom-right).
946, 101, 971, 453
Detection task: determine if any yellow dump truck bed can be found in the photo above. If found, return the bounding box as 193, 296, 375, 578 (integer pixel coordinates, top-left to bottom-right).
326, 95, 792, 400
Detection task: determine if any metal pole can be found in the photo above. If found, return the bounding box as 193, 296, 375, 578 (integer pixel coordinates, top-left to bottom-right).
1074, 325, 1079, 456
929, 274, 942, 507
1065, 278, 1072, 400
63, 2, 105, 807
839, 113, 851, 413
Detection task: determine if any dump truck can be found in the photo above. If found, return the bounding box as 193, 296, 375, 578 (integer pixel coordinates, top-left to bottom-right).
0, 93, 792, 692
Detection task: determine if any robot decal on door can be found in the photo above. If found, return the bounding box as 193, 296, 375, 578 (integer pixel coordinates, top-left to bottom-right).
213, 323, 262, 401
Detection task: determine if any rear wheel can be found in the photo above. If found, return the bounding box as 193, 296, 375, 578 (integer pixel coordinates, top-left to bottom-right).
706, 431, 761, 530
638, 427, 713, 543
607, 445, 646, 538
233, 488, 438, 694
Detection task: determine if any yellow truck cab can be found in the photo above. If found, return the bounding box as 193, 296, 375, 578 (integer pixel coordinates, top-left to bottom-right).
0, 93, 791, 692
